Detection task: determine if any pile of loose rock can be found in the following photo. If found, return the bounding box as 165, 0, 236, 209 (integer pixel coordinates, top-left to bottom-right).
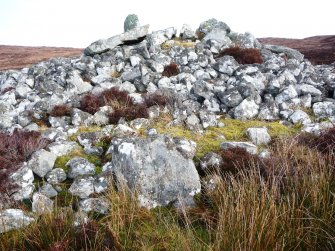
0, 15, 334, 233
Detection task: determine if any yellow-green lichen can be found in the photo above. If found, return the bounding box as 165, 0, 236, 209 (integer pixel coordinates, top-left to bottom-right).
54, 148, 103, 172
68, 125, 103, 142
161, 37, 196, 50
149, 115, 301, 159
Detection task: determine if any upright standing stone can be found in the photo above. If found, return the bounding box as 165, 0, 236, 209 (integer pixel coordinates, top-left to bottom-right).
124, 14, 140, 32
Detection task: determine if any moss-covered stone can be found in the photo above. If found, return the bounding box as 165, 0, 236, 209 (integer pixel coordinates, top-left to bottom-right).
150, 115, 301, 158
54, 148, 103, 172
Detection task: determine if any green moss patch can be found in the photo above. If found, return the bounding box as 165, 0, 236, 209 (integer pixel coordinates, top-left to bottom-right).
151, 116, 301, 158
54, 149, 103, 172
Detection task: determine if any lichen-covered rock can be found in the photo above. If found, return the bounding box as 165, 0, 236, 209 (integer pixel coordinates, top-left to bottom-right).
0, 209, 34, 234
246, 127, 271, 145
200, 152, 223, 171
46, 168, 67, 184
79, 198, 109, 214
32, 193, 54, 214
289, 110, 311, 125
264, 44, 304, 62
106, 134, 201, 208
313, 101, 335, 118
38, 183, 58, 198
27, 149, 57, 178
213, 56, 239, 76
47, 141, 80, 157
197, 18, 231, 38
233, 99, 259, 120
85, 25, 149, 55
180, 24, 197, 40
147, 27, 177, 51
66, 157, 96, 179
69, 177, 95, 199
10, 165, 35, 200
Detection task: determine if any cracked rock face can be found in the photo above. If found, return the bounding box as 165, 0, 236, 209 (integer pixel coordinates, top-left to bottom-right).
106, 135, 201, 208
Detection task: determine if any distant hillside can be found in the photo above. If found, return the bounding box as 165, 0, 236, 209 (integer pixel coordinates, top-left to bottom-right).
0, 35, 334, 71
259, 35, 335, 65
0, 45, 82, 71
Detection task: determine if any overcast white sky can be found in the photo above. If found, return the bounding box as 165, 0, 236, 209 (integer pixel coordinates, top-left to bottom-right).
0, 0, 333, 48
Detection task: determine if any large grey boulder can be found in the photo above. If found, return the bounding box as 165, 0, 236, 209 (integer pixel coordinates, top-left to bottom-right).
27, 149, 57, 178
105, 135, 201, 208
217, 88, 243, 108
275, 85, 298, 104
38, 183, 58, 198
0, 209, 34, 234
85, 25, 149, 55
258, 103, 280, 121
230, 32, 261, 48
71, 108, 94, 126
124, 14, 140, 32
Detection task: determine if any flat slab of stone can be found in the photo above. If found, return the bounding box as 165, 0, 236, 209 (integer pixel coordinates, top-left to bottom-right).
84, 25, 150, 55
220, 141, 257, 154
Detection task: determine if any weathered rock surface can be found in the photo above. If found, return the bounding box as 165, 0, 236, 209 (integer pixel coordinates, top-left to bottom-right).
85, 25, 149, 55
246, 127, 271, 145
0, 209, 34, 233
105, 135, 201, 208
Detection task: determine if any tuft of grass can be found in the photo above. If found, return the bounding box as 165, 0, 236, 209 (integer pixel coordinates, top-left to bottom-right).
143, 92, 171, 107
217, 46, 263, 64
49, 104, 72, 117
0, 129, 50, 201
108, 104, 149, 124
79, 87, 157, 124
298, 127, 335, 154
79, 93, 101, 115
100, 87, 133, 108
0, 208, 119, 250
162, 62, 180, 77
